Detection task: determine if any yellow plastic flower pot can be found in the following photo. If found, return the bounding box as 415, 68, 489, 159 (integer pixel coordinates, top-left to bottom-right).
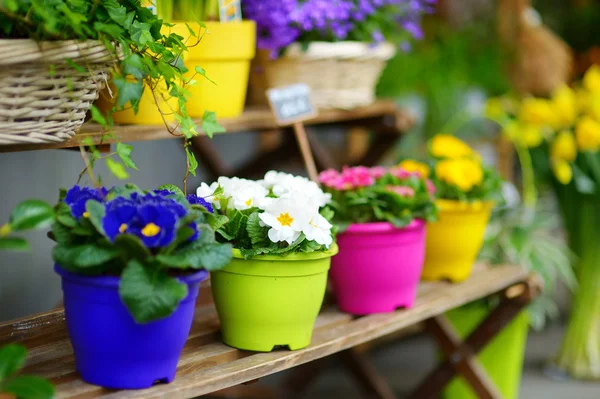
170, 21, 256, 119
422, 200, 493, 283
97, 21, 256, 124
96, 79, 179, 125
211, 245, 338, 352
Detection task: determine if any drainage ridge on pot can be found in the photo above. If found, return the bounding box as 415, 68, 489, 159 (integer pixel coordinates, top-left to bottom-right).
211, 244, 338, 352
55, 265, 208, 389
422, 200, 494, 283
330, 220, 426, 315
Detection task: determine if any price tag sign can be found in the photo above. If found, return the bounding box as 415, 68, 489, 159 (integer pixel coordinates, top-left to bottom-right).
219, 0, 242, 22
266, 84, 317, 126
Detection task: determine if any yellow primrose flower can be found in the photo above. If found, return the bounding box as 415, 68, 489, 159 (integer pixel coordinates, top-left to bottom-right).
485, 98, 506, 120
522, 124, 543, 148
430, 134, 474, 159
551, 131, 577, 162
519, 97, 555, 126
552, 160, 573, 185
575, 116, 600, 151
551, 84, 577, 128
588, 94, 600, 122
435, 158, 483, 192
583, 65, 600, 93
398, 159, 430, 178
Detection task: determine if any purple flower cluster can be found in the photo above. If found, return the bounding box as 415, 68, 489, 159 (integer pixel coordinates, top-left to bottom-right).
63, 186, 214, 249
242, 0, 435, 56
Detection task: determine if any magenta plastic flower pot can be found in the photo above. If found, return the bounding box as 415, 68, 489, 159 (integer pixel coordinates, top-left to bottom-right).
329, 220, 426, 315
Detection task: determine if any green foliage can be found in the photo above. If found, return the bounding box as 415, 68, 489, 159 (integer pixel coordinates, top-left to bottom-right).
323, 173, 438, 228
0, 344, 54, 399
159, 0, 220, 22
480, 203, 576, 330
0, 0, 225, 182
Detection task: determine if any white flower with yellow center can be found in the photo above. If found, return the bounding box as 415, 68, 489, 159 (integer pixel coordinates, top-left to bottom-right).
303, 212, 333, 248
215, 177, 268, 211
261, 170, 332, 207
258, 197, 308, 245
196, 182, 221, 209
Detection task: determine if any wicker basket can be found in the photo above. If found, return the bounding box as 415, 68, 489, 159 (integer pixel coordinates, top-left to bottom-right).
249, 41, 396, 109
0, 40, 113, 145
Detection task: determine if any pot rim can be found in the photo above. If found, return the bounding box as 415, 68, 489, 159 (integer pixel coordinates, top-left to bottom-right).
231, 243, 339, 261
54, 265, 208, 288
343, 219, 425, 234
436, 199, 495, 213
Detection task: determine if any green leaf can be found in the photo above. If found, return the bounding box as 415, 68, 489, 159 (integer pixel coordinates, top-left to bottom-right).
53, 244, 119, 269
55, 203, 77, 228
157, 184, 184, 196
216, 228, 235, 241
9, 200, 54, 232
106, 158, 129, 180
300, 240, 323, 253
65, 59, 86, 73
194, 66, 216, 85
228, 211, 248, 239
195, 243, 233, 271
246, 212, 268, 246
50, 221, 74, 245
201, 111, 226, 138
207, 213, 228, 231
114, 234, 151, 261
0, 237, 30, 251
0, 344, 26, 379
185, 148, 198, 177
85, 200, 106, 237
1, 375, 55, 399
119, 260, 188, 323
113, 75, 143, 110
130, 20, 154, 47
116, 143, 138, 170
89, 105, 107, 126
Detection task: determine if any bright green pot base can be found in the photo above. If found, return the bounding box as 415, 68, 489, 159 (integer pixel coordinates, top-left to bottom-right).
211, 245, 338, 352
443, 303, 529, 399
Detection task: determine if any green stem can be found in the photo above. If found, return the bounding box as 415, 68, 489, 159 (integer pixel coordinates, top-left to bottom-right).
439, 109, 473, 136
556, 195, 600, 379
514, 142, 537, 211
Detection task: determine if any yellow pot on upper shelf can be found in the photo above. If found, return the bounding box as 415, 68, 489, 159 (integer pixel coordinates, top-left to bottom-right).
99, 21, 256, 125
421, 199, 494, 283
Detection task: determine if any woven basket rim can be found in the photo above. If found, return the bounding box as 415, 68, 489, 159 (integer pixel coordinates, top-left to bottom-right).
281, 41, 396, 61
0, 39, 113, 66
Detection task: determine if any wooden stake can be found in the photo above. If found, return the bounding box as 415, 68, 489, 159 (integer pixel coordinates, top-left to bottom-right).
293, 122, 319, 183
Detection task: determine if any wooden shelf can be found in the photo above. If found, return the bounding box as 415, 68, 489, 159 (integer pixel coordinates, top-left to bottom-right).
0, 264, 531, 399
0, 101, 413, 154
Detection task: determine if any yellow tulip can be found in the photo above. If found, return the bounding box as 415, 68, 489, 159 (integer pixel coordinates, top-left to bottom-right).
552, 160, 573, 185
551, 131, 577, 162
575, 116, 600, 151
551, 84, 577, 128
583, 65, 600, 93
398, 159, 430, 178
430, 134, 473, 159
522, 124, 543, 148
435, 158, 483, 192
519, 97, 555, 126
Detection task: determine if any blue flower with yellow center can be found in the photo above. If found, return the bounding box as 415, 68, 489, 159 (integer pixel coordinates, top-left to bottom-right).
64, 185, 108, 220
128, 203, 178, 248
186, 194, 214, 214
103, 198, 136, 241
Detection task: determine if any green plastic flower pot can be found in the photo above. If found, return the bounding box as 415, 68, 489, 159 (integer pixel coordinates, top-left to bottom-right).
211, 245, 338, 352
443, 303, 529, 399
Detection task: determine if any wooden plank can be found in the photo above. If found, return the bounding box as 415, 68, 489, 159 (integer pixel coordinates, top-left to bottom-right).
4, 264, 529, 399
0, 102, 407, 153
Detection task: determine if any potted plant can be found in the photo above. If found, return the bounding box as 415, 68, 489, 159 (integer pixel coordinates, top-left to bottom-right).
0, 184, 232, 389
488, 66, 600, 380
196, 171, 337, 352
242, 0, 433, 109
318, 166, 437, 314
420, 134, 503, 282
0, 0, 218, 146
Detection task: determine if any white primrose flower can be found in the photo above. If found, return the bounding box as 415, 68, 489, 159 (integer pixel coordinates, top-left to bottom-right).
196, 182, 221, 209
304, 212, 333, 248
217, 177, 268, 211
261, 170, 332, 207
259, 196, 309, 245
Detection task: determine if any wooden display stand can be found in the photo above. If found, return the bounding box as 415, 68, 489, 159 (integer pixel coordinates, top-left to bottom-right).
0, 102, 539, 398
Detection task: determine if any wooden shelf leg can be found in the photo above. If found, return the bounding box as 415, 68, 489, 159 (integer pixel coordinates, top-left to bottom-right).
340, 348, 398, 399
408, 280, 540, 399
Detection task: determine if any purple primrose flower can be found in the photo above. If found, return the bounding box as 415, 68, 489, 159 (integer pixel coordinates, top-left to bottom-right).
64, 185, 108, 220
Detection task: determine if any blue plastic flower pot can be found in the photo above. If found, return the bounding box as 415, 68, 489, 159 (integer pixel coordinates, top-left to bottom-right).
55, 265, 207, 389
